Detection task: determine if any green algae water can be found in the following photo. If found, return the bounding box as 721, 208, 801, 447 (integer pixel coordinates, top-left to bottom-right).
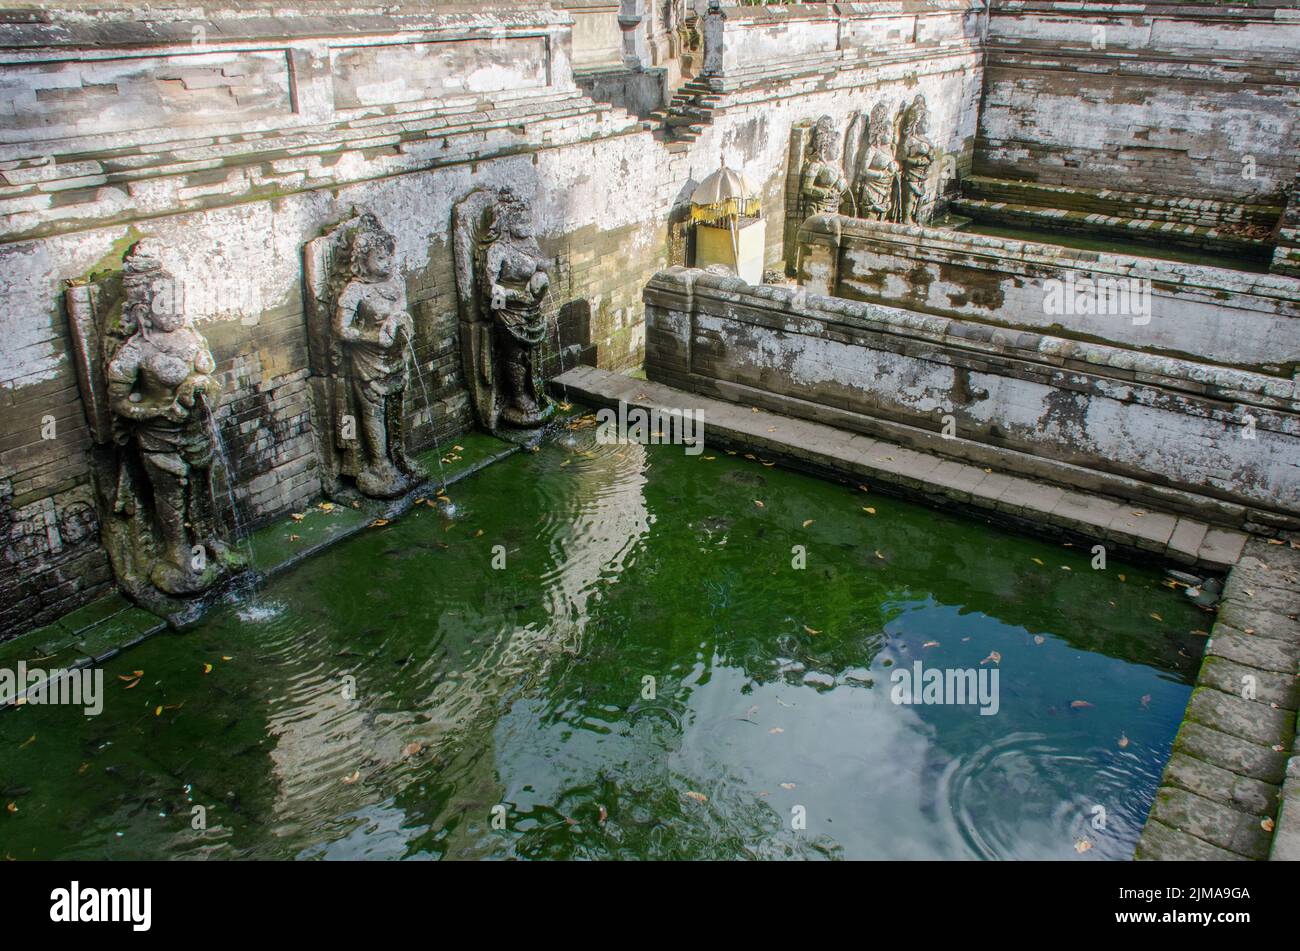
0, 422, 1207, 860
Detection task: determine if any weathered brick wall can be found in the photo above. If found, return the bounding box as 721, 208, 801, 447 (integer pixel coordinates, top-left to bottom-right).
0, 309, 111, 636
976, 1, 1300, 203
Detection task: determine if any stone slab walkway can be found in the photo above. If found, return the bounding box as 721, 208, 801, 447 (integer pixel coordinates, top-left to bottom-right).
1137, 538, 1300, 861
554, 366, 1249, 572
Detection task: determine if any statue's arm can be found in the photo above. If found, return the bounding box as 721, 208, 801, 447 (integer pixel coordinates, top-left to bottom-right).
800, 165, 830, 199
177, 333, 222, 407
106, 342, 158, 420
334, 282, 379, 344
484, 244, 526, 308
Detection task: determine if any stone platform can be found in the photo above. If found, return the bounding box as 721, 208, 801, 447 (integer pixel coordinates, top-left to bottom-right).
553, 366, 1249, 571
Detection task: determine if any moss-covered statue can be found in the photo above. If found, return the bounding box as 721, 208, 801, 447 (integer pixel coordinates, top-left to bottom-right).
798, 116, 851, 219
96, 240, 239, 597
898, 94, 936, 225
854, 102, 901, 222
334, 219, 421, 498
453, 186, 554, 433
303, 211, 423, 500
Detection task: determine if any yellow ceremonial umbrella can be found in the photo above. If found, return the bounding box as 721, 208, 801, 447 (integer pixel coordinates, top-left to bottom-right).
690, 166, 762, 227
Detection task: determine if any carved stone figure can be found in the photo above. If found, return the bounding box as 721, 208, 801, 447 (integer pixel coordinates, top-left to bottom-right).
898, 94, 936, 225
854, 102, 901, 222
799, 116, 851, 219
454, 186, 554, 433
66, 239, 240, 601
305, 212, 422, 499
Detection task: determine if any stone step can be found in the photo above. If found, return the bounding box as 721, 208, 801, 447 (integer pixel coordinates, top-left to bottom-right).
550, 367, 1249, 572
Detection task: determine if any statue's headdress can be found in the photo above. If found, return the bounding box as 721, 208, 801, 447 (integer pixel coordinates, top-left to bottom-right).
121, 239, 176, 335
903, 94, 929, 133
350, 213, 396, 277
869, 102, 892, 144
810, 115, 838, 158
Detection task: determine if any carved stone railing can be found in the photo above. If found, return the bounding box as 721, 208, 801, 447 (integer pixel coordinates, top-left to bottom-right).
796, 214, 1300, 373
643, 267, 1300, 528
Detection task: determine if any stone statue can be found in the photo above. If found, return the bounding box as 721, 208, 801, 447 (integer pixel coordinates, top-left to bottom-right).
454, 186, 554, 433
101, 240, 237, 596
333, 218, 421, 498
854, 102, 901, 222
799, 115, 851, 219
898, 94, 936, 225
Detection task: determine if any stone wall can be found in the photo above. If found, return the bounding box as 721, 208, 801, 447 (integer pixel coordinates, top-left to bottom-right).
692, 1, 985, 267
644, 268, 1300, 530
0, 2, 987, 638
797, 215, 1300, 372
976, 0, 1300, 204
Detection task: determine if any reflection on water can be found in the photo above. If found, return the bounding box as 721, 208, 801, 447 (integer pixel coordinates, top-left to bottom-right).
0, 422, 1206, 860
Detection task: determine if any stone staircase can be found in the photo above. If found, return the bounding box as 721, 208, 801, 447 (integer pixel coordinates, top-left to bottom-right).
648, 75, 723, 150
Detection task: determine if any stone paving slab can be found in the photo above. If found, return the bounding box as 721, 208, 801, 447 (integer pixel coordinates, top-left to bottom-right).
1273, 758, 1300, 860
553, 367, 1250, 573
1148, 787, 1274, 859
1135, 819, 1250, 861
1199, 656, 1300, 712
1140, 538, 1300, 861
1163, 752, 1281, 815
1206, 625, 1300, 674
1186, 687, 1296, 748
0, 594, 166, 705
1171, 720, 1289, 786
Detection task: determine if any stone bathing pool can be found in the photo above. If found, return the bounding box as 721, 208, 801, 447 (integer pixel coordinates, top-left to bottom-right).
0, 415, 1208, 861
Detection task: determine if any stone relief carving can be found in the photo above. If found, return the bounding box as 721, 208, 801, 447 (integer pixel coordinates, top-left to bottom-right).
453, 186, 554, 434
798, 115, 851, 219
304, 211, 423, 499
898, 94, 936, 225
846, 95, 937, 225
65, 239, 242, 610
784, 114, 851, 273
853, 101, 901, 222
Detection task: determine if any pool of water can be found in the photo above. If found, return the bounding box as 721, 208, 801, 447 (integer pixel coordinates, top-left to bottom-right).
0, 418, 1209, 860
